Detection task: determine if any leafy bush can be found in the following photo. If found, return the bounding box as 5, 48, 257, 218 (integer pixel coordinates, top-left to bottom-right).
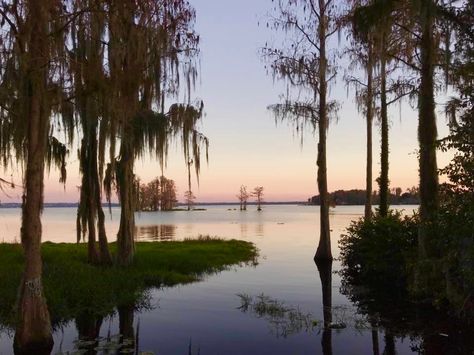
339, 211, 418, 292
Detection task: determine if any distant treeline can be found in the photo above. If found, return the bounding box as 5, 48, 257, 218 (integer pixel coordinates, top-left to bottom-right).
308, 187, 419, 206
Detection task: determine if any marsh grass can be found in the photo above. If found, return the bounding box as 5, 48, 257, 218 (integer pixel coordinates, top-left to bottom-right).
0, 238, 258, 329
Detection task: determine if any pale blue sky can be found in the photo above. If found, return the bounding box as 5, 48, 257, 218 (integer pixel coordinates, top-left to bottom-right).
35, 0, 453, 203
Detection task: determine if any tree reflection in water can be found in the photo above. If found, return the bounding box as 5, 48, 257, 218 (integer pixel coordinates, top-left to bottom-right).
60, 293, 153, 354
75, 312, 103, 355
136, 224, 176, 241
316, 259, 333, 355
340, 266, 474, 354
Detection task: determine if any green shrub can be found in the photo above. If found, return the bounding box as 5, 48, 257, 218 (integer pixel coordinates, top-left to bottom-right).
339, 211, 418, 293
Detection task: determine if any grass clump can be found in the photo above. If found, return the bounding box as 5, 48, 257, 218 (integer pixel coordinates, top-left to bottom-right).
0, 238, 258, 329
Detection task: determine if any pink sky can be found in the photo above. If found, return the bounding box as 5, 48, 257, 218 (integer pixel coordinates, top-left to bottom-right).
1, 0, 454, 204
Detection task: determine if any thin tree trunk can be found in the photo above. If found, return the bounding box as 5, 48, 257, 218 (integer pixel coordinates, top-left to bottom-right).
187, 160, 192, 211
371, 327, 380, 355
78, 123, 99, 264
97, 198, 112, 265
379, 34, 389, 218
89, 122, 112, 265
86, 190, 99, 264
315, 0, 332, 261
86, 126, 99, 263
418, 4, 439, 258
365, 41, 374, 222
383, 332, 396, 355
14, 1, 53, 352
117, 136, 135, 266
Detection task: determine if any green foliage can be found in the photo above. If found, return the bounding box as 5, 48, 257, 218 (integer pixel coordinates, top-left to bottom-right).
0, 239, 258, 330
339, 211, 418, 291
434, 117, 474, 309
432, 1, 474, 310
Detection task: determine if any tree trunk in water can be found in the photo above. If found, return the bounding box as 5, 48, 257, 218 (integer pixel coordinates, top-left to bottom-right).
365, 42, 374, 222
418, 5, 439, 258
379, 34, 389, 218
117, 137, 135, 266
315, 0, 332, 261
14, 1, 53, 352
316, 259, 333, 355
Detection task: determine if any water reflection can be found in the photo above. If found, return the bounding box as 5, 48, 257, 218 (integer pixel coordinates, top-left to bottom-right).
315, 259, 332, 355
236, 293, 314, 338
75, 312, 103, 355
63, 302, 141, 354
2, 205, 452, 354
136, 224, 176, 241
255, 223, 264, 237
340, 261, 474, 354
118, 304, 136, 353
240, 223, 248, 238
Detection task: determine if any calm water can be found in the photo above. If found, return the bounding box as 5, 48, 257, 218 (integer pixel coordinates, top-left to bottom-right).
0, 205, 420, 354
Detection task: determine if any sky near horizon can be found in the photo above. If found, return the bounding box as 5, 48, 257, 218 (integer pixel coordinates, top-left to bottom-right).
4, 0, 453, 204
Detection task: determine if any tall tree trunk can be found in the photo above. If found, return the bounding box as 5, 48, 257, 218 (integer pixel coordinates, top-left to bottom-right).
117, 135, 135, 266
418, 3, 439, 258
187, 160, 192, 211
14, 1, 53, 352
96, 197, 112, 265
86, 128, 99, 264
365, 41, 375, 222
379, 34, 389, 218
86, 192, 99, 264
78, 124, 99, 264
383, 332, 396, 355
74, 0, 112, 266
315, 0, 332, 261
89, 121, 112, 265
371, 327, 380, 355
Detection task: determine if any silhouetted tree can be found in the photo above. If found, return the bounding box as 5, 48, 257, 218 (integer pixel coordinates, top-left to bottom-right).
252, 186, 264, 211
184, 190, 196, 211
353, 0, 458, 256
104, 1, 207, 266
344, 2, 377, 221
72, 0, 112, 265
263, 0, 342, 261
0, 0, 72, 351
186, 159, 194, 210
237, 185, 250, 211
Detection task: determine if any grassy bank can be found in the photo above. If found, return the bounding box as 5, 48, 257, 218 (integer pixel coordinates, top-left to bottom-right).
0, 237, 258, 328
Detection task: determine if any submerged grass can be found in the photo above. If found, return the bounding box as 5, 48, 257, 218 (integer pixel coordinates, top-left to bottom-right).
0, 238, 258, 328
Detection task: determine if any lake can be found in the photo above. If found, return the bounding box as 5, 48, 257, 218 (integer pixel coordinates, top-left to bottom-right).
0, 205, 425, 354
